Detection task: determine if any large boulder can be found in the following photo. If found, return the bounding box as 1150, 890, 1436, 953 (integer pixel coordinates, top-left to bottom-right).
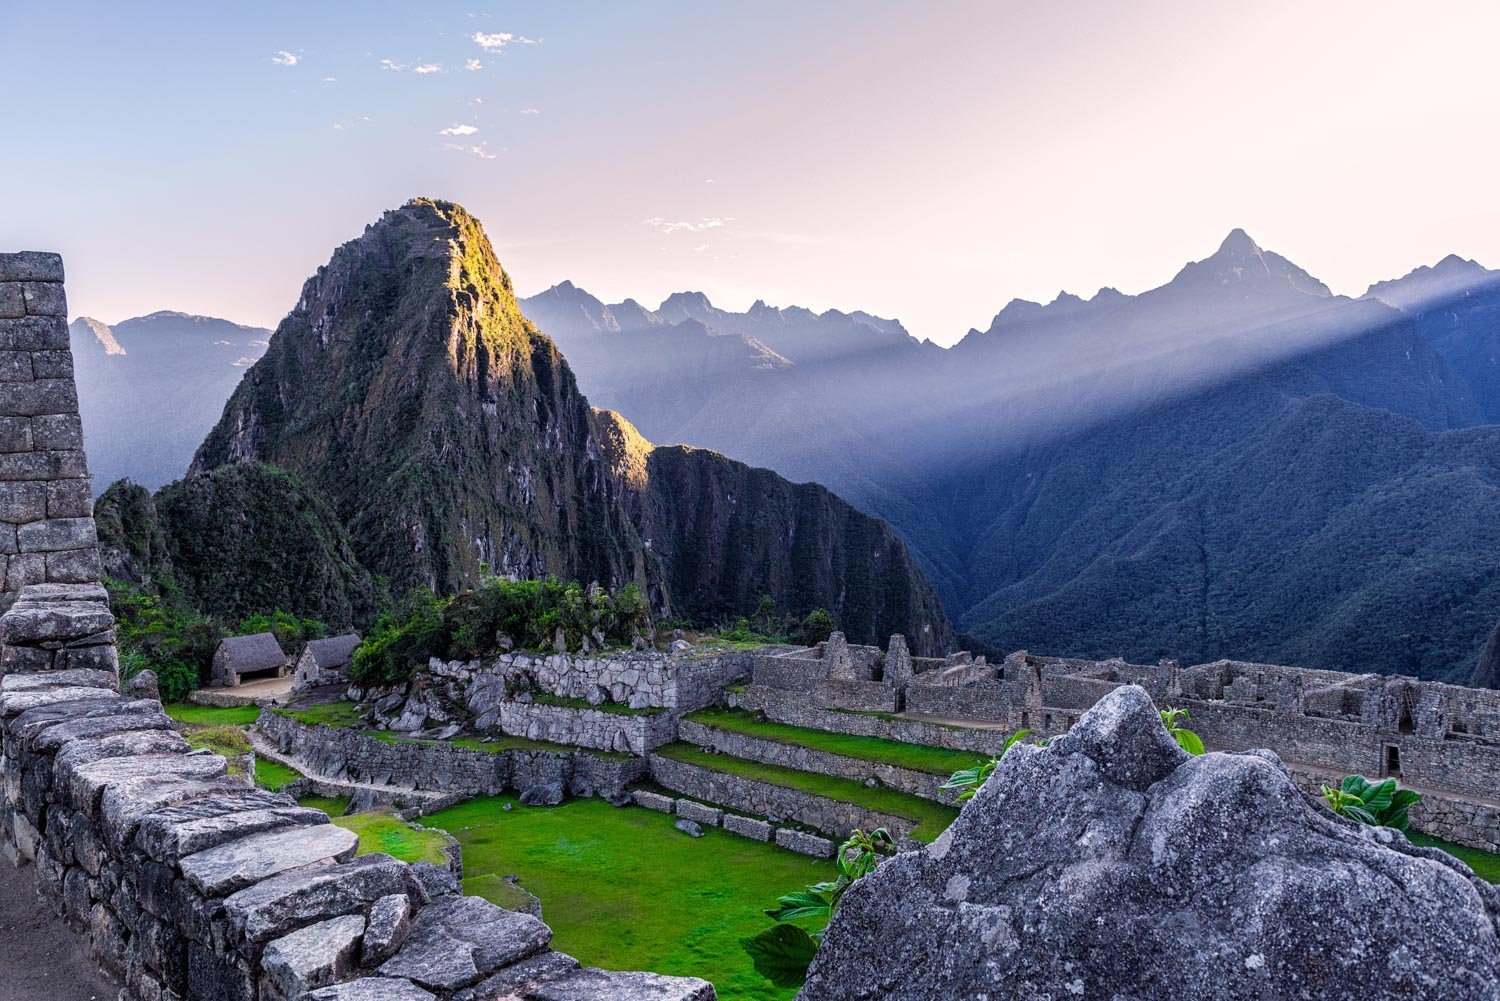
800, 685, 1500, 1001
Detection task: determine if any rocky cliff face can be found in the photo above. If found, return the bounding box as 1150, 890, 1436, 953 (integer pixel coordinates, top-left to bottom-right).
178, 199, 949, 647
802, 685, 1500, 1000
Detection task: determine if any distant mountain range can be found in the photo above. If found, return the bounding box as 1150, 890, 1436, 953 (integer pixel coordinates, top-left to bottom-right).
77, 224, 1500, 684
96, 200, 951, 652
71, 311, 271, 490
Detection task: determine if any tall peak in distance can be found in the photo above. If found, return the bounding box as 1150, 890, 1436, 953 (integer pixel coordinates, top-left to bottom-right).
70, 316, 126, 356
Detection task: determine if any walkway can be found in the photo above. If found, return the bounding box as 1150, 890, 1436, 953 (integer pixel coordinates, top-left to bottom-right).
0, 860, 118, 1001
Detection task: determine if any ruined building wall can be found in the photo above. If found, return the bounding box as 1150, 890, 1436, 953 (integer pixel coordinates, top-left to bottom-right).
0, 253, 99, 601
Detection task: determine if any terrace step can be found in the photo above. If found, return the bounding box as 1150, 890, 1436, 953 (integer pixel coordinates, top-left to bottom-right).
647, 742, 957, 848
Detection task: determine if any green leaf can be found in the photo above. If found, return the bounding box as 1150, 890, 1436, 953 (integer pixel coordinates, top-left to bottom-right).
742, 923, 820, 988
765, 889, 833, 922
1173, 729, 1206, 756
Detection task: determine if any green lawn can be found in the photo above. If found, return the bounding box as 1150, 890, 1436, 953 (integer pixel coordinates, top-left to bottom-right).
654, 742, 958, 842
331, 809, 451, 866
532, 693, 664, 717
297, 793, 352, 816
164, 703, 262, 726
254, 757, 303, 792
686, 707, 984, 776
424, 796, 833, 1001
275, 702, 368, 728
274, 702, 622, 757
1410, 832, 1500, 883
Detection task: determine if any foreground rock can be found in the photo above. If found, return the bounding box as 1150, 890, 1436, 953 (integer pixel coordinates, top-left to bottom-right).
800, 685, 1500, 1001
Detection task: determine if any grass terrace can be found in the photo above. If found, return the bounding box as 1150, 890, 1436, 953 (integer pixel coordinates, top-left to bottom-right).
530, 692, 665, 716
686, 707, 985, 776
164, 703, 262, 726
273, 701, 628, 758
425, 795, 834, 1001
275, 701, 368, 728
254, 757, 303, 792
1410, 832, 1500, 884
653, 742, 959, 842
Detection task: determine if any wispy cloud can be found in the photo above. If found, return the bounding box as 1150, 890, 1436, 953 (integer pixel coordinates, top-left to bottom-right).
380, 58, 405, 71
472, 31, 541, 51
229, 357, 257, 367
694, 244, 709, 252
444, 142, 497, 160
644, 216, 735, 234
520, 108, 541, 115
271, 50, 299, 66
413, 63, 442, 74
465, 59, 483, 71
323, 76, 337, 83
439, 124, 479, 136
249, 340, 270, 347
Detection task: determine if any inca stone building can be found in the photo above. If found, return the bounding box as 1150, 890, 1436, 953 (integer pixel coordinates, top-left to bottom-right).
0, 252, 712, 1001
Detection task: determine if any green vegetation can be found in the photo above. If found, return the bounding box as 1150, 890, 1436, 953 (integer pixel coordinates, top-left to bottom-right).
272, 702, 601, 756
654, 743, 958, 842
425, 795, 835, 1000
254, 757, 303, 792
163, 703, 261, 726
1321, 775, 1421, 832
709, 598, 839, 649
742, 828, 892, 989
235, 610, 327, 658
297, 793, 352, 817
532, 693, 663, 717
108, 579, 222, 703
1410, 832, 1500, 883
1159, 707, 1206, 756
686, 708, 982, 776
350, 577, 651, 687
328, 809, 451, 866
274, 701, 368, 728
465, 872, 541, 913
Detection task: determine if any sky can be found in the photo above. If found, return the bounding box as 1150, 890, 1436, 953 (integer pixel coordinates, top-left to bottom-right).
4, 0, 1500, 346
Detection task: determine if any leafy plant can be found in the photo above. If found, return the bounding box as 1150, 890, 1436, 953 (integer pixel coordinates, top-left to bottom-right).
1321, 775, 1422, 832
742, 827, 893, 988
939, 729, 1040, 802
795, 609, 837, 646
1159, 706, 1206, 755
107, 578, 223, 702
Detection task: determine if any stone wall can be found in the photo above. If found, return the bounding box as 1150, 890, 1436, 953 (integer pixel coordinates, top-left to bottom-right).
677, 719, 958, 804
646, 752, 920, 844
0, 253, 98, 602
256, 710, 647, 802
495, 701, 678, 756
740, 686, 1005, 755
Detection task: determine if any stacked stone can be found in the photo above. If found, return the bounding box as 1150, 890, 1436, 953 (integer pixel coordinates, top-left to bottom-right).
0, 252, 99, 597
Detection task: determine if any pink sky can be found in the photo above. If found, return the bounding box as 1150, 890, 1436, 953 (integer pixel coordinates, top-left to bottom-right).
5, 0, 1500, 345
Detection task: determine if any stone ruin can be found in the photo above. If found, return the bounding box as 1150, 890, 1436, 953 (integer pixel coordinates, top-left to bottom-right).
801, 685, 1500, 1001
0, 251, 714, 1001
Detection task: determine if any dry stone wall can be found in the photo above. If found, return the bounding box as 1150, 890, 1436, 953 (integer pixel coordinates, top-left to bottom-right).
0, 253, 99, 599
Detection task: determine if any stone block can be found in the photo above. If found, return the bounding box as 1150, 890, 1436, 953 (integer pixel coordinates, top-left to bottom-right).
0, 415, 31, 452
378, 894, 551, 991
527, 969, 716, 1001
261, 913, 366, 999
306, 979, 438, 1000
0, 350, 33, 382
723, 814, 773, 841
0, 481, 46, 521
0, 378, 77, 417
56, 643, 118, 674
3, 552, 45, 590
1, 643, 55, 674
46, 478, 92, 517
21, 281, 66, 316
775, 828, 835, 858
0, 252, 64, 283
222, 853, 425, 945
675, 799, 723, 827
0, 597, 113, 643
0, 315, 68, 351
47, 547, 103, 584
631, 789, 675, 813
362, 893, 413, 965
0, 282, 23, 319
188, 942, 256, 1001
62, 752, 227, 815
0, 449, 86, 480
29, 348, 73, 379
179, 822, 359, 897
17, 516, 97, 552
31, 412, 84, 450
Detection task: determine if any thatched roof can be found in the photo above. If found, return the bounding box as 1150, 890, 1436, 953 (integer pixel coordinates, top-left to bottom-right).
302, 633, 361, 670
216, 632, 287, 673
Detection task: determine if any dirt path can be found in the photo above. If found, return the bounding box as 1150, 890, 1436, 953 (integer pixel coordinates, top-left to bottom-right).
0, 860, 118, 1001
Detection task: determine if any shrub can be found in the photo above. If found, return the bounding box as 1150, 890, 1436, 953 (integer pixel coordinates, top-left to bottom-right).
1322, 775, 1422, 832
107, 578, 223, 702
795, 609, 836, 646
348, 588, 452, 687
235, 610, 327, 657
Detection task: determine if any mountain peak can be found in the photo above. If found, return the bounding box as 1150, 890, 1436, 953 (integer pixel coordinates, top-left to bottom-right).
1217, 227, 1261, 256
70, 316, 126, 356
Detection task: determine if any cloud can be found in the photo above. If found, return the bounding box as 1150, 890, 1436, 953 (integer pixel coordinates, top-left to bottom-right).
323, 76, 337, 82
213, 340, 231, 346
465, 59, 483, 71
229, 357, 257, 367
520, 107, 541, 115
472, 31, 541, 51
413, 63, 442, 74
694, 245, 709, 252
271, 50, 299, 66
380, 58, 405, 71
444, 142, 497, 160
439, 124, 479, 136
644, 216, 735, 234
249, 340, 270, 347
333, 122, 345, 130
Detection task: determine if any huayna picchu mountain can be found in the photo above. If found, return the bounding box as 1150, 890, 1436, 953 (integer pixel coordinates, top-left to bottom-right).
139, 199, 950, 651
